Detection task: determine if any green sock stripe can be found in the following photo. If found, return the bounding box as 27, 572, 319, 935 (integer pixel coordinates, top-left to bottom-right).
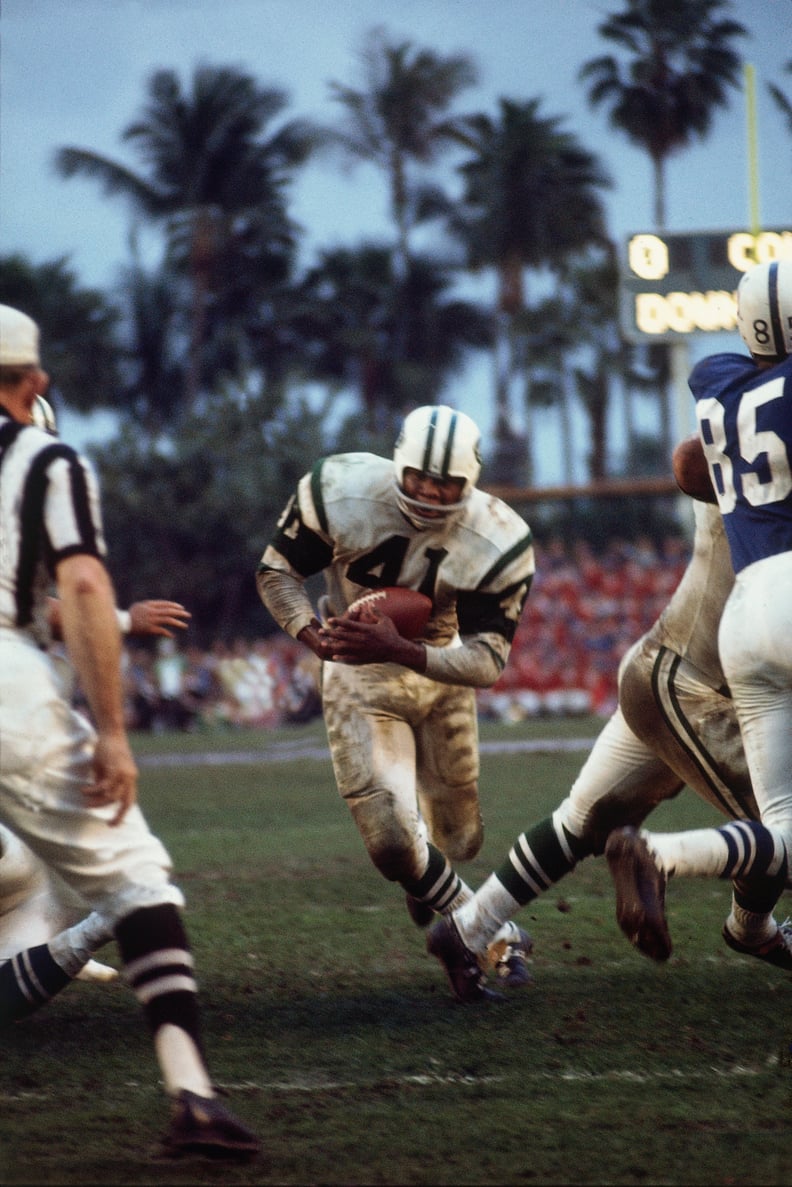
405, 843, 452, 900
495, 816, 578, 906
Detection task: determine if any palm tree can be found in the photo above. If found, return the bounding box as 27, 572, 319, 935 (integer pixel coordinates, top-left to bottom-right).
292, 243, 491, 439
565, 246, 659, 481
450, 98, 610, 483
578, 0, 747, 229
328, 26, 477, 276
579, 0, 746, 467
54, 64, 320, 412
116, 263, 184, 431
0, 253, 121, 414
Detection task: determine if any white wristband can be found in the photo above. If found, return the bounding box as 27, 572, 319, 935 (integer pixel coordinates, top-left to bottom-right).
116, 609, 132, 634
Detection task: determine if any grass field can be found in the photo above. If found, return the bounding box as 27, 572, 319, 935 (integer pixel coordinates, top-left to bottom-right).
2, 716, 790, 1186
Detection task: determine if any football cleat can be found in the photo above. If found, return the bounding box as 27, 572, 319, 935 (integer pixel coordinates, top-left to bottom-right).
159, 1090, 260, 1161
722, 918, 792, 971
406, 893, 435, 928
605, 827, 672, 962
75, 959, 119, 983
488, 927, 535, 988
426, 916, 505, 1004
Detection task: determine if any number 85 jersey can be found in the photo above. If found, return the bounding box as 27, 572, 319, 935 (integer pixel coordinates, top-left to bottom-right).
258, 451, 535, 686
692, 351, 792, 573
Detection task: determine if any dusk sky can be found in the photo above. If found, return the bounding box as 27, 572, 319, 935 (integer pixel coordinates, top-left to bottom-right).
2, 0, 790, 475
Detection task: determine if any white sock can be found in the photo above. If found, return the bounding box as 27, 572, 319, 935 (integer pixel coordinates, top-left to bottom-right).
48, 913, 113, 977
155, 1024, 214, 1098
641, 828, 730, 879
453, 874, 522, 954
725, 899, 776, 946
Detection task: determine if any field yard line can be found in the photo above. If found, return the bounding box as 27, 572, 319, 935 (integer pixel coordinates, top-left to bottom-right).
136, 735, 595, 768
0, 1061, 775, 1106
214, 1062, 777, 1090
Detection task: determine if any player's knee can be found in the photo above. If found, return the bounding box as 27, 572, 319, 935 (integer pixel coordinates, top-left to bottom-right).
438, 821, 483, 863
367, 834, 423, 881
348, 798, 423, 881
372, 848, 415, 881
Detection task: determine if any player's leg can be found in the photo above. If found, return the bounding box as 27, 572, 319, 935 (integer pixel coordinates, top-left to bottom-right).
437, 709, 680, 963
0, 825, 116, 1024
608, 571, 792, 965
0, 655, 259, 1159
619, 639, 786, 949
414, 682, 483, 863
717, 565, 792, 963
322, 662, 475, 917
620, 642, 758, 822
0, 909, 113, 1025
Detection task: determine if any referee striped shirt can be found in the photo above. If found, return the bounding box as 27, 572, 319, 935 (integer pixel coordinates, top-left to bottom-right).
0, 412, 106, 643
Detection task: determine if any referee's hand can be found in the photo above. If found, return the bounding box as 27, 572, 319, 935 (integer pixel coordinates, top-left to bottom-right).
83, 734, 139, 826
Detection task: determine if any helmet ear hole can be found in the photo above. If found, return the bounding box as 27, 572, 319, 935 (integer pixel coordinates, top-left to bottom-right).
737, 261, 792, 360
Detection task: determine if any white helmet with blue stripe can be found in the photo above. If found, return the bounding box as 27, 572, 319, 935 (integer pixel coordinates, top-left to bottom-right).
737, 260, 792, 361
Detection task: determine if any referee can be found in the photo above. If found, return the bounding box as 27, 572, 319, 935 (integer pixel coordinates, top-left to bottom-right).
0, 304, 259, 1161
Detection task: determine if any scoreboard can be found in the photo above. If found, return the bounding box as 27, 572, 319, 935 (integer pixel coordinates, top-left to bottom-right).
620, 228, 792, 341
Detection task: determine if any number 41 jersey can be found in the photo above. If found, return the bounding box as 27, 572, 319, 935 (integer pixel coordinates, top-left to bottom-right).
692, 351, 792, 574
262, 451, 535, 650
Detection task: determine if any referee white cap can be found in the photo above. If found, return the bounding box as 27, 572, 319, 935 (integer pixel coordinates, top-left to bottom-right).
0, 304, 40, 366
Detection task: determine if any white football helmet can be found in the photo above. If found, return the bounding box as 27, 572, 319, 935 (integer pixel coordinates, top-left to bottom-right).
31, 394, 58, 435
393, 404, 482, 529
737, 260, 792, 360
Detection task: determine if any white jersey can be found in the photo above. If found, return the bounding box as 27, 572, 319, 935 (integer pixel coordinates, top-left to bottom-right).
538, 498, 757, 876
258, 452, 535, 687
643, 500, 733, 688
618, 498, 755, 822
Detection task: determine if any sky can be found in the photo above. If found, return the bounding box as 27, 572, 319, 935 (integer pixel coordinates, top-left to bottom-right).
2, 0, 791, 477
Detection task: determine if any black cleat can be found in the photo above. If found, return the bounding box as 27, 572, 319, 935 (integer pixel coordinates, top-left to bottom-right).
605, 827, 672, 962
427, 917, 506, 1003
406, 893, 435, 928
159, 1090, 260, 1161
723, 918, 792, 970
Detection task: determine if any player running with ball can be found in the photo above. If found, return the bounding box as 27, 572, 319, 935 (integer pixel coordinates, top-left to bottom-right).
257, 405, 535, 994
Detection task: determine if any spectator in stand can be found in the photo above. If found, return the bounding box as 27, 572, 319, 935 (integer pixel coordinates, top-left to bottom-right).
154, 637, 194, 731
124, 646, 160, 731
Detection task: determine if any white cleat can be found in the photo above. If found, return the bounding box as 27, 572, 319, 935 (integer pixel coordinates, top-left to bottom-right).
76, 959, 119, 983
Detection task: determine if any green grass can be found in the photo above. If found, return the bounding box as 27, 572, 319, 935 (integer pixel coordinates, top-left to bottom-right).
2, 717, 790, 1186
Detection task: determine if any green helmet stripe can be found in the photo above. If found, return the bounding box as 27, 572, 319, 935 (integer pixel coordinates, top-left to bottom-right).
421, 409, 437, 472
440, 411, 457, 477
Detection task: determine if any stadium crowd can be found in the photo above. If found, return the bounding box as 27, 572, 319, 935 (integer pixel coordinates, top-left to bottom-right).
115, 531, 692, 732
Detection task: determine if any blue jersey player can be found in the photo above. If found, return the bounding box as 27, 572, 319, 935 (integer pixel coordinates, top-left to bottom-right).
605, 260, 792, 971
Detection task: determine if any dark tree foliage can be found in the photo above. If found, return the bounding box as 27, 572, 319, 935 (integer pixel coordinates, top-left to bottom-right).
94, 393, 332, 644
0, 254, 122, 413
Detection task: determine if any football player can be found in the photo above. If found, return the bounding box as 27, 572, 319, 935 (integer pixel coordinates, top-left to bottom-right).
427, 264, 792, 1001
257, 405, 535, 992
604, 259, 792, 967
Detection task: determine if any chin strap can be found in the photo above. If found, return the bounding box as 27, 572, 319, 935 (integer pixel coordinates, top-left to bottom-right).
393, 481, 470, 531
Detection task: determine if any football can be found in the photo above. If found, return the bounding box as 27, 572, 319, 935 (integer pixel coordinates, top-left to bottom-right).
346, 587, 432, 640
